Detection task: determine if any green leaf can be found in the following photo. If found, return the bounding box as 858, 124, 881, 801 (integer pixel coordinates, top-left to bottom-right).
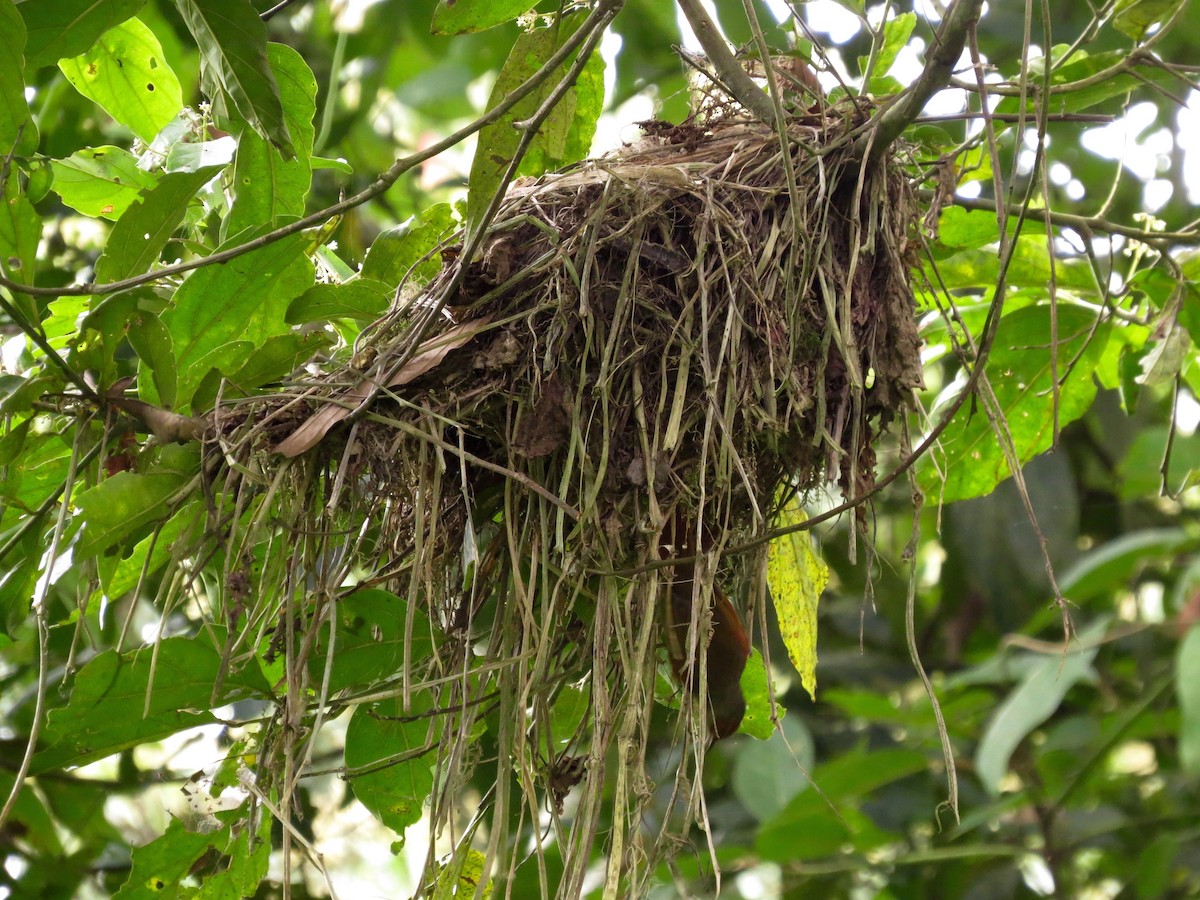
225, 43, 315, 235
767, 501, 828, 700
996, 50, 1178, 116
431, 0, 533, 35
755, 747, 924, 861
737, 648, 776, 740
518, 47, 603, 177
1117, 426, 1200, 498
1178, 625, 1200, 776
286, 278, 392, 325
74, 452, 199, 560
466, 14, 598, 242
1058, 528, 1197, 601
346, 694, 437, 835
115, 817, 215, 899
96, 166, 224, 283
34, 636, 270, 773
865, 11, 915, 80
174, 0, 294, 157
937, 207, 1002, 250
732, 716, 814, 820
223, 330, 332, 393
19, 0, 147, 70
932, 235, 1096, 294
920, 304, 1112, 503
100, 500, 203, 599
0, 168, 40, 322
312, 155, 353, 174
50, 146, 159, 221
0, 519, 41, 637
361, 203, 456, 289
162, 233, 313, 408
114, 808, 271, 899
1114, 0, 1186, 40
59, 17, 183, 143
0, 0, 36, 158
310, 588, 437, 694
975, 619, 1106, 795
129, 305, 178, 408
432, 848, 493, 900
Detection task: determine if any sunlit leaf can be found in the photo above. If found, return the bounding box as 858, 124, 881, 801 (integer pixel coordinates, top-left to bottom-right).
96, 166, 225, 283
466, 13, 599, 242
59, 17, 183, 143
862, 10, 915, 81
162, 233, 313, 408
34, 636, 270, 773
0, 169, 40, 322
285, 278, 392, 325
1179, 625, 1200, 775
433, 848, 493, 899
767, 501, 829, 700
737, 648, 777, 740
0, 0, 36, 158
1114, 0, 1186, 40
920, 304, 1112, 503
431, 0, 532, 35
362, 203, 457, 289
50, 145, 158, 220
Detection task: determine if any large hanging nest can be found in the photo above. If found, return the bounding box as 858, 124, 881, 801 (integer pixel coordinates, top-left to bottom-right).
212, 104, 924, 893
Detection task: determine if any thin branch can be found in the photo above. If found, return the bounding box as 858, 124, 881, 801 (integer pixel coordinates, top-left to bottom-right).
931, 190, 1200, 245
857, 0, 985, 166
261, 0, 304, 22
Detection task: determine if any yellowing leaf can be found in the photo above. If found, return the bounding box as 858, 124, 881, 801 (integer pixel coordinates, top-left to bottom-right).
767, 501, 828, 700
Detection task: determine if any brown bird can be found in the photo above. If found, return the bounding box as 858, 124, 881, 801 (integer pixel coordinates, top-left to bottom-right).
662, 510, 751, 740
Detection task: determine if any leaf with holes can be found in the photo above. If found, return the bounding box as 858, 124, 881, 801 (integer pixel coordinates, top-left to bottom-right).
59, 17, 183, 143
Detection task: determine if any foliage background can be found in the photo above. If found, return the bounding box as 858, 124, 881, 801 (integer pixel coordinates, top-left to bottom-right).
1, 0, 1199, 897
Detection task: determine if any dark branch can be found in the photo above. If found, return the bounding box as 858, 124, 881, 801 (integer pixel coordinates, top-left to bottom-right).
261, 0, 304, 22
675, 0, 778, 126
856, 0, 985, 165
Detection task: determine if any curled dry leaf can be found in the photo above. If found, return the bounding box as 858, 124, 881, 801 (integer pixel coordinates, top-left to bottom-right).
273, 316, 493, 458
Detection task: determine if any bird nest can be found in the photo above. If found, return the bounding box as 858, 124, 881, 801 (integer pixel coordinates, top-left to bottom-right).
214, 110, 924, 892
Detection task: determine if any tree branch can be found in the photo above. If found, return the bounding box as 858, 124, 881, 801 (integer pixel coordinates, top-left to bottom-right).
930, 190, 1200, 246
675, 0, 778, 126
856, 0, 985, 166
0, 1, 613, 303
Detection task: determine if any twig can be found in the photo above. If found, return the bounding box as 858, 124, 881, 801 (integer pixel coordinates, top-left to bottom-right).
926, 190, 1200, 245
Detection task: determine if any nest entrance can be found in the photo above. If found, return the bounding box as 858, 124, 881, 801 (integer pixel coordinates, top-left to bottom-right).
225, 113, 924, 892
